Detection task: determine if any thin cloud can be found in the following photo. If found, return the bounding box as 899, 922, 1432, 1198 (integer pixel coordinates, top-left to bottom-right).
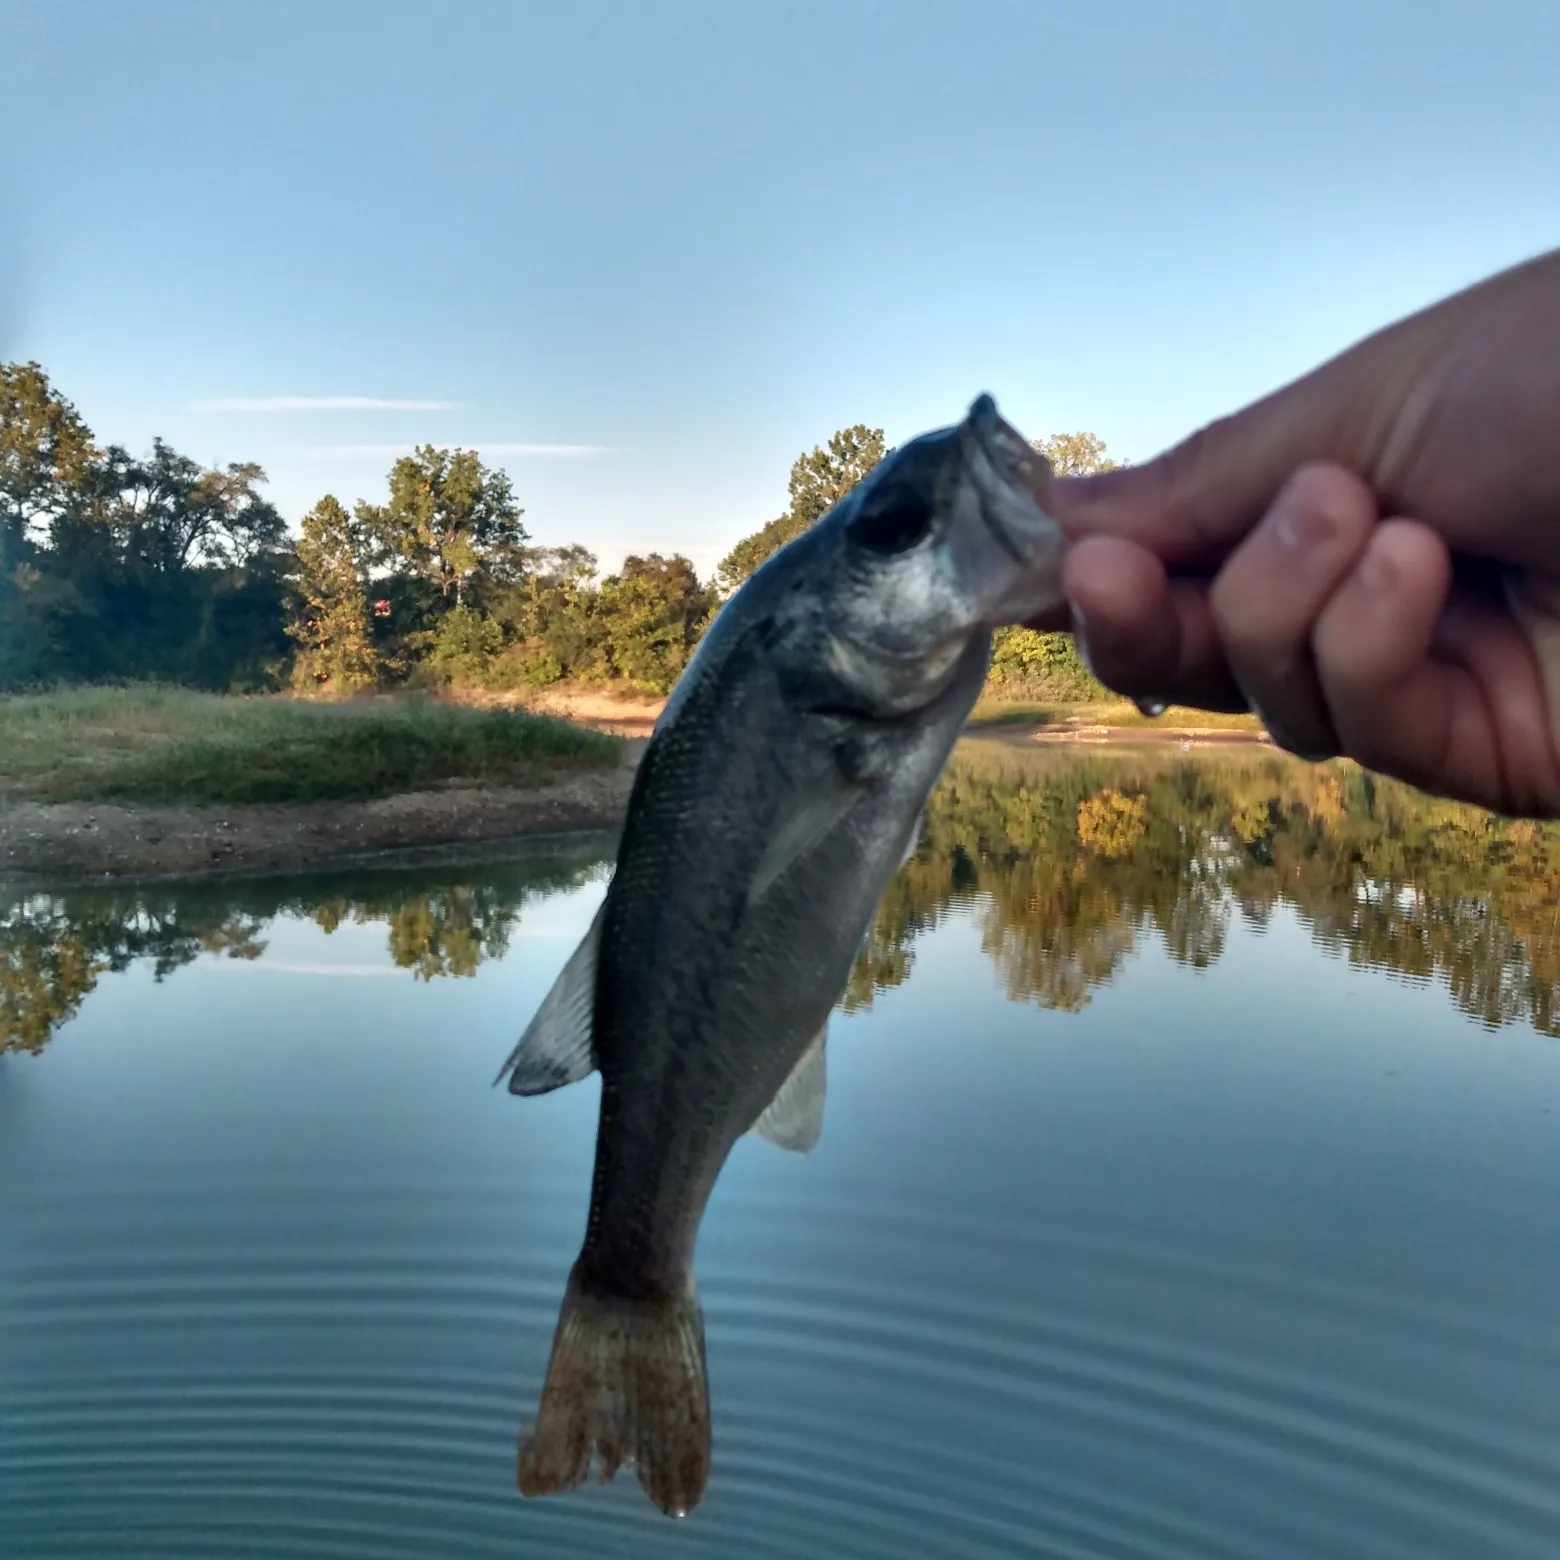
299, 441, 619, 459
198, 395, 460, 413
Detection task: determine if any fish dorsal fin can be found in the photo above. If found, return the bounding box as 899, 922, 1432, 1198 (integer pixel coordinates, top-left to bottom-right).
748, 777, 859, 905
749, 1027, 827, 1153
495, 900, 605, 1095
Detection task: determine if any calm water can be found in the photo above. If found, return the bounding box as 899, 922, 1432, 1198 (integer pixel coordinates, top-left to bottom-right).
5, 742, 1560, 1558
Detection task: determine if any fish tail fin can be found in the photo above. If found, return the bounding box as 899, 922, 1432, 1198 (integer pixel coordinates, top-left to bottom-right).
517, 1262, 711, 1519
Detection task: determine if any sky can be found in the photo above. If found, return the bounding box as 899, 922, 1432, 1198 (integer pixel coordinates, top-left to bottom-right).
2, 0, 1556, 578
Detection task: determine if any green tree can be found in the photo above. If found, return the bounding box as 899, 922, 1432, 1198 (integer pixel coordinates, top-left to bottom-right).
89, 438, 285, 573
52, 438, 290, 687
357, 445, 527, 608
715, 424, 887, 594
1, 361, 292, 691
484, 544, 602, 686
0, 552, 85, 688
288, 495, 381, 692
0, 361, 97, 551
424, 603, 506, 685
0, 364, 100, 684
592, 553, 716, 692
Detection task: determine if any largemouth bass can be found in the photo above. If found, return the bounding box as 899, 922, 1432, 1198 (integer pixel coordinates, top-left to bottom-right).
497, 393, 1065, 1517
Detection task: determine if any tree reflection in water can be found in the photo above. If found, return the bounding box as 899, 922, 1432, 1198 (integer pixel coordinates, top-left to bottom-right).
5, 745, 1558, 1057
843, 744, 1560, 1035
1, 852, 607, 1055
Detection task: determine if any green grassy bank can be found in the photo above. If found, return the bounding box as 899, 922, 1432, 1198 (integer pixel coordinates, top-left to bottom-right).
0, 685, 622, 806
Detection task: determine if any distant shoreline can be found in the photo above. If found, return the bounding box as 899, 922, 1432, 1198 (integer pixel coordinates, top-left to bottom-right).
981, 722, 1274, 749
0, 699, 1273, 887
520, 689, 1274, 746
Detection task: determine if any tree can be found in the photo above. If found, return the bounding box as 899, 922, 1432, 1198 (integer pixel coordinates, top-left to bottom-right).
715, 423, 887, 594
785, 424, 889, 530
593, 553, 716, 692
0, 365, 98, 683
1032, 431, 1118, 478
1, 362, 292, 690
42, 437, 290, 688
92, 438, 285, 574
288, 495, 380, 692
483, 544, 602, 685
357, 445, 527, 608
0, 361, 97, 552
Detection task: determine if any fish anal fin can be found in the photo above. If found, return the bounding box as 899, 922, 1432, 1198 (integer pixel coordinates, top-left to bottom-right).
495, 900, 604, 1095
749, 1026, 827, 1154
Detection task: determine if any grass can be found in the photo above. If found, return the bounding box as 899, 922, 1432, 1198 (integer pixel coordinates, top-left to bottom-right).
0, 682, 1261, 809
967, 696, 1266, 732
0, 684, 623, 806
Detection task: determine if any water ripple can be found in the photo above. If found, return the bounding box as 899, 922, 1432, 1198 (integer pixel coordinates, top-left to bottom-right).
9, 852, 1560, 1558
9, 1220, 1560, 1559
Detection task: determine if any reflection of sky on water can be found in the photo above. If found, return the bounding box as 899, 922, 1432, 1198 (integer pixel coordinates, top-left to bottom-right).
8, 830, 1560, 1557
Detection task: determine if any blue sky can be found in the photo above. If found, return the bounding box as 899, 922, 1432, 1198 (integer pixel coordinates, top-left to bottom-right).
4, 0, 1556, 577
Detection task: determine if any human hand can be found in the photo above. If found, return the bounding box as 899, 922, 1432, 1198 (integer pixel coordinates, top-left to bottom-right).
1043, 247, 1560, 817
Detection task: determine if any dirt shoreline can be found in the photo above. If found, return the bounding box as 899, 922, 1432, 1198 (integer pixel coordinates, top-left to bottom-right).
0, 708, 1272, 888
0, 748, 643, 889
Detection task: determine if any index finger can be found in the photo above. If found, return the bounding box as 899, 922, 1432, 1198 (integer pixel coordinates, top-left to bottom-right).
1045, 254, 1551, 566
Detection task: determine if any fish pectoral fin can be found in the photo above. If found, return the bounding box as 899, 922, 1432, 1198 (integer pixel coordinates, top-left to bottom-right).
494, 899, 604, 1095
748, 1026, 827, 1154
748, 778, 860, 905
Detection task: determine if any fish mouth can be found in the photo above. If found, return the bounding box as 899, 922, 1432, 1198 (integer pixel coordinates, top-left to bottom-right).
960, 393, 1045, 565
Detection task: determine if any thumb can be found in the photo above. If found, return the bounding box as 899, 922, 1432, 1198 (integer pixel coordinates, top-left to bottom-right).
1040, 255, 1510, 565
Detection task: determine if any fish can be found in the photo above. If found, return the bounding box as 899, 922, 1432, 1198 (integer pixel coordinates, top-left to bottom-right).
496, 392, 1066, 1517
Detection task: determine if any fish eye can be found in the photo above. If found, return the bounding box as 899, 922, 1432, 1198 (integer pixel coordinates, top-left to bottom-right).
847, 491, 934, 554
845, 439, 945, 555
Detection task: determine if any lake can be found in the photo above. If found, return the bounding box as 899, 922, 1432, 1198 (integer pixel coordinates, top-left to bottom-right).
5, 740, 1560, 1558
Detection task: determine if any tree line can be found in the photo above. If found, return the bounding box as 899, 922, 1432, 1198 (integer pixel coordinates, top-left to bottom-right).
2, 359, 1108, 699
